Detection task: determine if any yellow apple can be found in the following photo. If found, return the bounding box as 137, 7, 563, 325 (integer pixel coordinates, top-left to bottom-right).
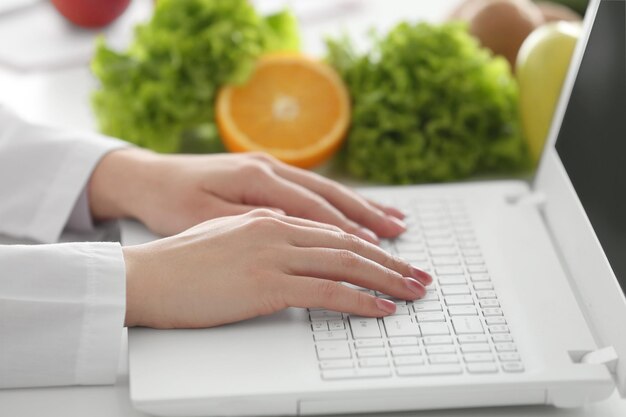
516, 21, 581, 162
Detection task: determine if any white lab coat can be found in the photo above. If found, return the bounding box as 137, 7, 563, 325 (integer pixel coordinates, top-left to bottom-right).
0, 106, 128, 389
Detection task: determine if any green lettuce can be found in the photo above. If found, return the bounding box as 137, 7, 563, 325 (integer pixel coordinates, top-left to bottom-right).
91, 0, 299, 154
326, 22, 530, 184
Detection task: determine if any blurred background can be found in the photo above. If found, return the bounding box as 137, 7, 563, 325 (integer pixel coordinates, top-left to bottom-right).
0, 0, 587, 184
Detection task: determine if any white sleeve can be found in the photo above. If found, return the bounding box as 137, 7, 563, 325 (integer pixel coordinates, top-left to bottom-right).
0, 106, 128, 243
66, 188, 96, 233
0, 242, 126, 389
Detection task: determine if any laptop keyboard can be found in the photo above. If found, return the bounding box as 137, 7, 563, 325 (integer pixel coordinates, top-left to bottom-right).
309, 198, 524, 380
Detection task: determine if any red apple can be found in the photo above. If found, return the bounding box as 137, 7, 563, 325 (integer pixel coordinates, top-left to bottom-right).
51, 0, 131, 29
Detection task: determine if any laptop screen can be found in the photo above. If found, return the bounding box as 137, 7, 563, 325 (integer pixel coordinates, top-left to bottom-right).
554, 0, 626, 295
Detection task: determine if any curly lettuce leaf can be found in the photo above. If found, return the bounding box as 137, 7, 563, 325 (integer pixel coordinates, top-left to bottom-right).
326, 22, 530, 184
91, 0, 299, 154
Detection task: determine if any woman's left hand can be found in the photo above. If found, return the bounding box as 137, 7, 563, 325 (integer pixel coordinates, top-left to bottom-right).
88, 148, 406, 243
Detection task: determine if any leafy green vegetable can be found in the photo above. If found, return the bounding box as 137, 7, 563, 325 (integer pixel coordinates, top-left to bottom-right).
326, 22, 530, 184
91, 0, 299, 154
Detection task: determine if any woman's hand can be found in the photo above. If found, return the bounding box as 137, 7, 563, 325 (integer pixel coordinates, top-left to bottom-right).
89, 148, 405, 243
123, 210, 431, 329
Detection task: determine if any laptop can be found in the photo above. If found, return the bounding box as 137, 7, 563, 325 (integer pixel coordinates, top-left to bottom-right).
128, 0, 626, 415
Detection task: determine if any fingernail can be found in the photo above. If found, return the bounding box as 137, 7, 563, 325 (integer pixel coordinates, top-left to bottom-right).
388, 207, 406, 220
410, 265, 433, 285
358, 227, 379, 244
404, 277, 426, 298
375, 298, 396, 315
386, 216, 407, 234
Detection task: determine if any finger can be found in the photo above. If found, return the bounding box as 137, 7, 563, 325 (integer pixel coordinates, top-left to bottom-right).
211, 200, 286, 217
287, 247, 426, 300
245, 209, 345, 233
247, 173, 380, 244
282, 276, 397, 317
282, 223, 432, 286
272, 164, 407, 238
365, 198, 405, 220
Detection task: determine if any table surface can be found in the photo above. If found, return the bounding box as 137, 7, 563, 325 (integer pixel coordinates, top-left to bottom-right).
1, 0, 626, 415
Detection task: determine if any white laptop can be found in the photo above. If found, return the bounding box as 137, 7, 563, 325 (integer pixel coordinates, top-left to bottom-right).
128, 0, 626, 415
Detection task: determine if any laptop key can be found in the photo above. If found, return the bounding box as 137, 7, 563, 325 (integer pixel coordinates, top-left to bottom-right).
462, 249, 482, 257
359, 358, 390, 368
416, 312, 446, 322
391, 304, 411, 315
413, 301, 443, 312
426, 345, 457, 355
316, 342, 351, 360
468, 265, 488, 273
445, 295, 474, 306
322, 368, 392, 380
356, 348, 387, 358
465, 257, 485, 265
391, 346, 421, 356
430, 247, 458, 257
480, 300, 501, 308
420, 323, 450, 336
488, 325, 510, 334
384, 316, 421, 337
436, 266, 465, 275
495, 343, 517, 352
355, 339, 384, 349
464, 353, 495, 363
310, 310, 342, 321
458, 334, 488, 344
449, 306, 478, 316
499, 353, 521, 362
319, 360, 354, 370
423, 336, 454, 345
460, 344, 491, 353
452, 317, 484, 334
349, 316, 381, 339
432, 256, 461, 266
312, 321, 328, 332
429, 354, 460, 365
459, 241, 479, 249
492, 334, 514, 343
313, 331, 348, 341
328, 320, 345, 330
474, 282, 494, 290
470, 274, 491, 282
394, 356, 425, 366
502, 362, 525, 373
476, 290, 497, 299
486, 317, 506, 325
438, 276, 466, 286
441, 285, 471, 296
482, 307, 503, 316
396, 242, 426, 253
467, 363, 498, 374
421, 292, 440, 301
388, 337, 418, 347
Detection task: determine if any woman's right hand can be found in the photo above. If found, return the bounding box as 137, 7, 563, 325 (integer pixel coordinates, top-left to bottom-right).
122, 209, 432, 329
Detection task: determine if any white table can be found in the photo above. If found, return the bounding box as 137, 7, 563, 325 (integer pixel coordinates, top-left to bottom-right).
2, 0, 626, 415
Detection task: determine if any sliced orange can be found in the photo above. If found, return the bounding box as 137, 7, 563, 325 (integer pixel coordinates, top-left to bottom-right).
216, 54, 351, 168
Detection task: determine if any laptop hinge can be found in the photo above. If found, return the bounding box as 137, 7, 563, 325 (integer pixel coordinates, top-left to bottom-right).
580, 346, 619, 373
506, 191, 547, 208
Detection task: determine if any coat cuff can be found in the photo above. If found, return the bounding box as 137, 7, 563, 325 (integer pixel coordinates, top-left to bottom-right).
29, 134, 127, 243
0, 242, 126, 388
74, 242, 127, 385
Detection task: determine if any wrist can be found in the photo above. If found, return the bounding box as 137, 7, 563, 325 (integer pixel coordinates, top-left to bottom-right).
123, 245, 142, 327
88, 147, 159, 221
